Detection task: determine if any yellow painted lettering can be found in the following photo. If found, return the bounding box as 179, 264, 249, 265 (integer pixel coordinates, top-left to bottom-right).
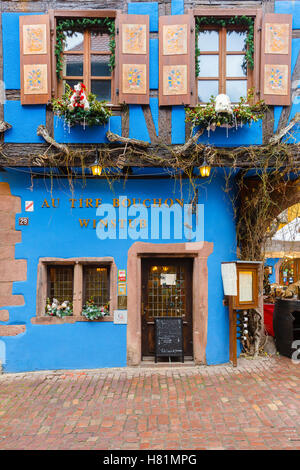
79, 219, 90, 228
41, 199, 50, 208
85, 199, 93, 208
175, 198, 184, 207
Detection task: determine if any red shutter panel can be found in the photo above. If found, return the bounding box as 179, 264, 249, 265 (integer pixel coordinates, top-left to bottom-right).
20, 15, 51, 105
116, 13, 149, 104
159, 11, 195, 106
260, 13, 292, 106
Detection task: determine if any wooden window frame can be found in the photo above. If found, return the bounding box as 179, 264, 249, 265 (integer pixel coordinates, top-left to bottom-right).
197, 25, 253, 103
47, 264, 74, 304
35, 257, 118, 324
194, 8, 262, 104
49, 10, 119, 106
82, 264, 111, 307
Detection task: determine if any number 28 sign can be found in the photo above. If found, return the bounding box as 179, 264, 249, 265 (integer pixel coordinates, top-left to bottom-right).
18, 217, 29, 226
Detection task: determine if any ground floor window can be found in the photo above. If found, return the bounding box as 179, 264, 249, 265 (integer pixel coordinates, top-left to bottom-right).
48, 265, 74, 303
83, 265, 109, 306
35, 258, 117, 322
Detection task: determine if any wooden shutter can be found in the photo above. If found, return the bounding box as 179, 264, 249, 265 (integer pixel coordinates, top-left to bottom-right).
260, 13, 292, 106
116, 13, 149, 104
20, 15, 51, 105
159, 11, 195, 106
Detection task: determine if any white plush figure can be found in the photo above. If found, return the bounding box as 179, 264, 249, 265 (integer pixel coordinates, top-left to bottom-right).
215, 94, 232, 114
61, 301, 69, 309
69, 83, 90, 111
51, 298, 59, 308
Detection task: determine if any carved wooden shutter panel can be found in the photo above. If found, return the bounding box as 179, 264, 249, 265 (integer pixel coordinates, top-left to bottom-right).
159, 11, 195, 106
116, 13, 149, 104
19, 15, 52, 105
260, 13, 292, 106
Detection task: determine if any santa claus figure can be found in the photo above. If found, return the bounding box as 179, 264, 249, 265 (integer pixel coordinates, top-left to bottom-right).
69, 83, 90, 111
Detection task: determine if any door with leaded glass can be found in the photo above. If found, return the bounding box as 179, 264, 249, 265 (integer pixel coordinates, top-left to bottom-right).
141, 258, 193, 359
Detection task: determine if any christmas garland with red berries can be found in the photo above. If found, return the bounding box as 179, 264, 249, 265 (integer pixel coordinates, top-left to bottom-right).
52, 83, 112, 127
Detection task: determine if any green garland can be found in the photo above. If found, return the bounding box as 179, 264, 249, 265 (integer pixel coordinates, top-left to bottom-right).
55, 17, 115, 80
195, 15, 255, 76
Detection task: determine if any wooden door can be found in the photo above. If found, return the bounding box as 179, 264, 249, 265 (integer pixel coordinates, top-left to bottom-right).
141, 258, 193, 358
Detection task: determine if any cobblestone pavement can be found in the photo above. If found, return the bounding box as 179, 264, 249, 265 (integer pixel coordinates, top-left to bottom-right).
0, 356, 299, 450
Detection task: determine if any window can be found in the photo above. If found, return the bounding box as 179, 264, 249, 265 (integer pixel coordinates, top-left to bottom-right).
197, 26, 253, 103
59, 28, 113, 101
83, 265, 110, 306
35, 258, 118, 322
48, 265, 74, 303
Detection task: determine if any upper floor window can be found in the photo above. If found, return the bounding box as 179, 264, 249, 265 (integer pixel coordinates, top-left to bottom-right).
197, 26, 252, 103
59, 28, 113, 102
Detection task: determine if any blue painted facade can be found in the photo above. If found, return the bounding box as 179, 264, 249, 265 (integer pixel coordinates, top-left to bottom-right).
0, 1, 299, 372
0, 169, 237, 372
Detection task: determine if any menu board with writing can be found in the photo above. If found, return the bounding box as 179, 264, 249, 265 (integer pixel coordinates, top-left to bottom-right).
221, 263, 237, 296
238, 271, 253, 303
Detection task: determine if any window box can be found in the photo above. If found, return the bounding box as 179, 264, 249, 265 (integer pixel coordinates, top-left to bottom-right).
185, 89, 266, 135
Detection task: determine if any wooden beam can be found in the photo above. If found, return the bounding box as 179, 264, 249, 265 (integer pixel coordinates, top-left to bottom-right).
53, 10, 117, 18
1, 141, 299, 169
229, 296, 237, 367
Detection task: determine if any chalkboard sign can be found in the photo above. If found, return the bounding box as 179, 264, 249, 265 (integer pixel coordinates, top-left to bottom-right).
155, 317, 184, 362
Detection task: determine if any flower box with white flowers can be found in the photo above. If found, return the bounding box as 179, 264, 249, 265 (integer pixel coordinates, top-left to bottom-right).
45, 298, 73, 318
81, 298, 110, 321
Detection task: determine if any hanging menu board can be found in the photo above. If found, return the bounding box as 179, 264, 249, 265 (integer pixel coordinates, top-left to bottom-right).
221, 262, 237, 296
155, 317, 184, 362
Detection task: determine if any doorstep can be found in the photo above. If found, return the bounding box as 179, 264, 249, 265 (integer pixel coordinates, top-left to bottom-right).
140, 356, 195, 368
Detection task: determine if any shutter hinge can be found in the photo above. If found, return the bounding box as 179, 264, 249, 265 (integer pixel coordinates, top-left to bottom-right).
257, 27, 262, 32
116, 88, 119, 96
191, 27, 194, 33
190, 90, 193, 96
116, 27, 119, 35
